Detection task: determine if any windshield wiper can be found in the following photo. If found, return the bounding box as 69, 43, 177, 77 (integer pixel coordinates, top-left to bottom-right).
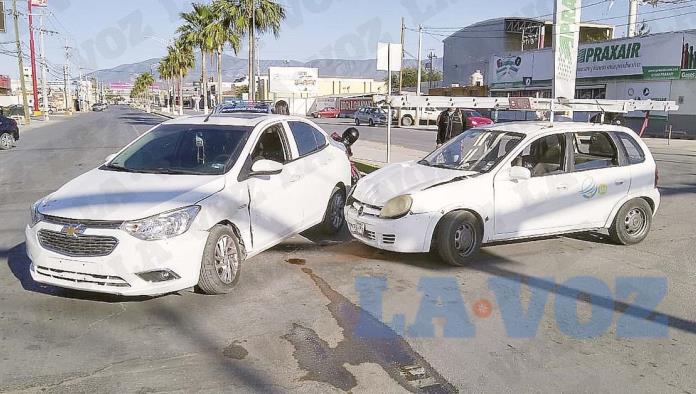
417, 159, 430, 166
141, 168, 205, 175
102, 164, 137, 173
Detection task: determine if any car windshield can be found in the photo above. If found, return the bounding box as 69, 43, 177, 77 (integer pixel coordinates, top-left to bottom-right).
463, 110, 483, 117
105, 124, 252, 175
420, 128, 524, 172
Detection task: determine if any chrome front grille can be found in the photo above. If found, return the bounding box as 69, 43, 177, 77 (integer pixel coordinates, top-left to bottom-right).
42, 215, 123, 229
35, 266, 130, 287
38, 229, 119, 257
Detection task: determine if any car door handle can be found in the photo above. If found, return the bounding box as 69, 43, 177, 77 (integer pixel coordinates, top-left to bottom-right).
556, 184, 568, 191
615, 179, 625, 185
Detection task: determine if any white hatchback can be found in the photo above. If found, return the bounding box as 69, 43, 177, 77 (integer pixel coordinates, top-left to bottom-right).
26, 113, 352, 295
346, 122, 660, 266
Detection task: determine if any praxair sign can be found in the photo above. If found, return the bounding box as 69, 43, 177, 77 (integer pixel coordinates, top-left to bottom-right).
579, 42, 641, 64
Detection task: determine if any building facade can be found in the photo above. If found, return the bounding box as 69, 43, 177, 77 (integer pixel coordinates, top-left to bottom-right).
488, 30, 696, 135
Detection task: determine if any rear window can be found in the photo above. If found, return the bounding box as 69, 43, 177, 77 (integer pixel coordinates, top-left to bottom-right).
617, 133, 646, 165
288, 121, 326, 156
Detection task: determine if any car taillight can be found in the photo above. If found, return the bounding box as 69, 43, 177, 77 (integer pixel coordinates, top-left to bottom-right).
655, 167, 659, 188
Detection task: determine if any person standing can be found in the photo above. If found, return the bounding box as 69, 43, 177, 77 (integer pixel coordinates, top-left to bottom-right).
436, 107, 464, 146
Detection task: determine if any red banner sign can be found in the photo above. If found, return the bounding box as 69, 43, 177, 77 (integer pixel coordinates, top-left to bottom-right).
0, 75, 11, 90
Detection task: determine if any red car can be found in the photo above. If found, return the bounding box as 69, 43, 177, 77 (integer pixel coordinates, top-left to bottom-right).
461, 109, 494, 128
312, 107, 340, 118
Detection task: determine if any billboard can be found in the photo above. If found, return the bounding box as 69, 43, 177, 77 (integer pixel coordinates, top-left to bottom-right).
489, 32, 693, 88
553, 0, 582, 99
269, 67, 318, 95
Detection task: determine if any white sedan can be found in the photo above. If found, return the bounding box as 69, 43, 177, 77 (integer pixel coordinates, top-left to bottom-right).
346, 122, 660, 266
27, 113, 352, 296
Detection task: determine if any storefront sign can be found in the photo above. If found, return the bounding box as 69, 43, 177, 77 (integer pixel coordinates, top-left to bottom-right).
681, 69, 696, 79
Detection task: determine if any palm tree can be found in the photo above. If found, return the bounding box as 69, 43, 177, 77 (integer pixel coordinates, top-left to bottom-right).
158, 55, 175, 113
178, 3, 216, 114
216, 0, 285, 100
167, 40, 195, 116
209, 0, 243, 105
133, 72, 155, 112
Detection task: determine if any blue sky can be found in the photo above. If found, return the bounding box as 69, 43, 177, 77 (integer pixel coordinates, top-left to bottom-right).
0, 0, 694, 79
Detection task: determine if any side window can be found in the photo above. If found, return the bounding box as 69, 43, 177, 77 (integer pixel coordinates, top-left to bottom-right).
511, 134, 566, 177
251, 124, 289, 164
572, 131, 619, 171
617, 133, 646, 165
288, 121, 326, 156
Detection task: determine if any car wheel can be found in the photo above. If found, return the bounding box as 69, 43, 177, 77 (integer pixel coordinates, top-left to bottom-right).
368, 119, 374, 127
401, 116, 414, 127
317, 114, 322, 118
320, 186, 347, 235
609, 199, 652, 245
0, 132, 14, 150
436, 211, 482, 266
355, 118, 360, 126
197, 225, 243, 295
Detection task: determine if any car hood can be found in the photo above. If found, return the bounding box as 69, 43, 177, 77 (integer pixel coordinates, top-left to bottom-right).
40, 168, 225, 221
353, 161, 477, 206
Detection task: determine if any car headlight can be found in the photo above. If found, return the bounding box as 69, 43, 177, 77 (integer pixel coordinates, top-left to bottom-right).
29, 198, 47, 227
120, 206, 201, 241
379, 195, 413, 219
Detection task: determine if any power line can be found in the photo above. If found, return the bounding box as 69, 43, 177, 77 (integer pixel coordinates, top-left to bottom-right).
415, 8, 696, 41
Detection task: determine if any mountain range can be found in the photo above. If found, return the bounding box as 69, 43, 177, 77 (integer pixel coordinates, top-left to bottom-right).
88, 54, 444, 83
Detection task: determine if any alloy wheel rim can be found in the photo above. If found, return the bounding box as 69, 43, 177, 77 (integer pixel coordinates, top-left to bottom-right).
0, 134, 12, 149
214, 235, 238, 284
454, 223, 476, 256
624, 207, 647, 237
330, 193, 345, 228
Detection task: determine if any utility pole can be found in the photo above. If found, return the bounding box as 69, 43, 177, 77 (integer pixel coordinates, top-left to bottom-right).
39, 9, 48, 120
12, 0, 31, 125
427, 50, 436, 90
627, 0, 639, 38
415, 24, 423, 126
28, 0, 39, 115
64, 39, 72, 115
398, 17, 405, 93
416, 25, 423, 96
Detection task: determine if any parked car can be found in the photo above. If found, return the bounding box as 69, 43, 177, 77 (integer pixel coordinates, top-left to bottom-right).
0, 114, 19, 150
398, 107, 441, 127
346, 122, 659, 266
460, 109, 494, 128
27, 114, 353, 296
311, 107, 340, 118
92, 103, 106, 112
354, 106, 388, 126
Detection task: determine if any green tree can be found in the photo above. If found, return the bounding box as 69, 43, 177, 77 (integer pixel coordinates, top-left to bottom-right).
167, 39, 195, 115
178, 3, 216, 113
216, 0, 286, 99
387, 67, 442, 90
158, 55, 175, 112
208, 0, 243, 105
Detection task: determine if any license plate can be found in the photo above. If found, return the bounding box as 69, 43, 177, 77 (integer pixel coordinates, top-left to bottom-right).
349, 221, 365, 235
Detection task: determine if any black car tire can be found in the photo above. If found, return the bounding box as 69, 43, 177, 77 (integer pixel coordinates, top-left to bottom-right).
355, 118, 360, 126
609, 199, 652, 245
436, 211, 483, 266
197, 225, 243, 295
368, 119, 375, 127
0, 132, 14, 150
401, 115, 414, 127
320, 186, 346, 235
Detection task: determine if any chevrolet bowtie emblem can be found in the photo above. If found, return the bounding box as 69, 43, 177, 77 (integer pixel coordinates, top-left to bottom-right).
61, 224, 86, 237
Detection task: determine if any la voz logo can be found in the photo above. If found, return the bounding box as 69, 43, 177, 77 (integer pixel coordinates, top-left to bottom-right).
354, 275, 669, 339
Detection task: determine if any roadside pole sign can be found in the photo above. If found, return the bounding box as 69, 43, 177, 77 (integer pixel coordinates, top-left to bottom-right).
552, 0, 582, 100
377, 42, 402, 163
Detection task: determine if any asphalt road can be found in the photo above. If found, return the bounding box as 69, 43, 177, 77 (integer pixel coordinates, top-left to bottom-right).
1, 106, 695, 393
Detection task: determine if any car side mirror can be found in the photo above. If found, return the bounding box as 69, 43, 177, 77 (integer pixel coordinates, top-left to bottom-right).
250, 159, 283, 176
105, 154, 116, 163
509, 166, 531, 181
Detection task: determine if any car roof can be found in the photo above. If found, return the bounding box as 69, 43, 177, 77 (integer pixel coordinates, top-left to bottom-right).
161, 113, 311, 128
482, 121, 635, 139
